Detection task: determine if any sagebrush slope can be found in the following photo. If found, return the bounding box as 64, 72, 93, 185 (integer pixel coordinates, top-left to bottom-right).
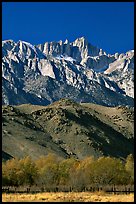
2, 99, 134, 161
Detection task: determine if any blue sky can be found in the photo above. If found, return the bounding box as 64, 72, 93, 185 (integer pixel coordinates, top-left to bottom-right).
2, 2, 134, 54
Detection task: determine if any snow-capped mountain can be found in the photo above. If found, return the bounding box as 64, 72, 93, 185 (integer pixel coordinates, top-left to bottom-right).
2, 37, 134, 107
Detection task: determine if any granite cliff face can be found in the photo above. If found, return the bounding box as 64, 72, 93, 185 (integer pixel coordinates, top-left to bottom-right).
2, 37, 134, 106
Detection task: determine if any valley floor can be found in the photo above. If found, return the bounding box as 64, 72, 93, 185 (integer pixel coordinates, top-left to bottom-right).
2, 192, 134, 202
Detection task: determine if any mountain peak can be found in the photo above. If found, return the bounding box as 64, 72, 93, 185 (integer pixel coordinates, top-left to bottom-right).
3, 39, 14, 43
64, 39, 69, 44
75, 36, 88, 44
78, 36, 88, 41
51, 98, 78, 107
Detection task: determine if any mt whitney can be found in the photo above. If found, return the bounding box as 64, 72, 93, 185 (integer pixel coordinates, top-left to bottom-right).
2, 37, 134, 107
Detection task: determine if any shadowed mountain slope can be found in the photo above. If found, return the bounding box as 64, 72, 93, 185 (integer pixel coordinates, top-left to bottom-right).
2, 99, 134, 161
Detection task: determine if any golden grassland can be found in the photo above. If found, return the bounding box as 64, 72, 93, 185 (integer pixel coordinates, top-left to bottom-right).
2, 191, 134, 202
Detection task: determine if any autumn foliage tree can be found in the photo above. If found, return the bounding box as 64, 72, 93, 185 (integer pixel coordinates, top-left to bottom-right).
2, 154, 134, 189
35, 153, 61, 187
2, 156, 38, 186
125, 154, 134, 184
87, 157, 129, 185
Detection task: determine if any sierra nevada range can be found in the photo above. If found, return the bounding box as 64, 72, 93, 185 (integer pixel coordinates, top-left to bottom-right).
2, 37, 134, 107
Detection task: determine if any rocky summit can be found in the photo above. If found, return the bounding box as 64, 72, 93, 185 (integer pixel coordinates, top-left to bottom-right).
2, 37, 134, 107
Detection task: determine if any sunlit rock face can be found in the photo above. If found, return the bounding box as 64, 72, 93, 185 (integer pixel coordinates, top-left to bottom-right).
2, 37, 134, 106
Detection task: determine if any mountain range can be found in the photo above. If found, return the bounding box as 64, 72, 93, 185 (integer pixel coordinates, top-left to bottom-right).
2, 37, 134, 107
2, 37, 134, 161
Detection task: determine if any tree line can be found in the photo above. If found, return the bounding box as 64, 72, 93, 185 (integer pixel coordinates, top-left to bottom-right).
2, 154, 134, 190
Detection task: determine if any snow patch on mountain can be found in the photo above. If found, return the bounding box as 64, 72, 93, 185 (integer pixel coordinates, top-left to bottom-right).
55, 55, 76, 63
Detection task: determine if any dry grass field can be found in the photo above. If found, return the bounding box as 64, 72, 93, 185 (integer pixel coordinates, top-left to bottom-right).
2, 192, 134, 202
